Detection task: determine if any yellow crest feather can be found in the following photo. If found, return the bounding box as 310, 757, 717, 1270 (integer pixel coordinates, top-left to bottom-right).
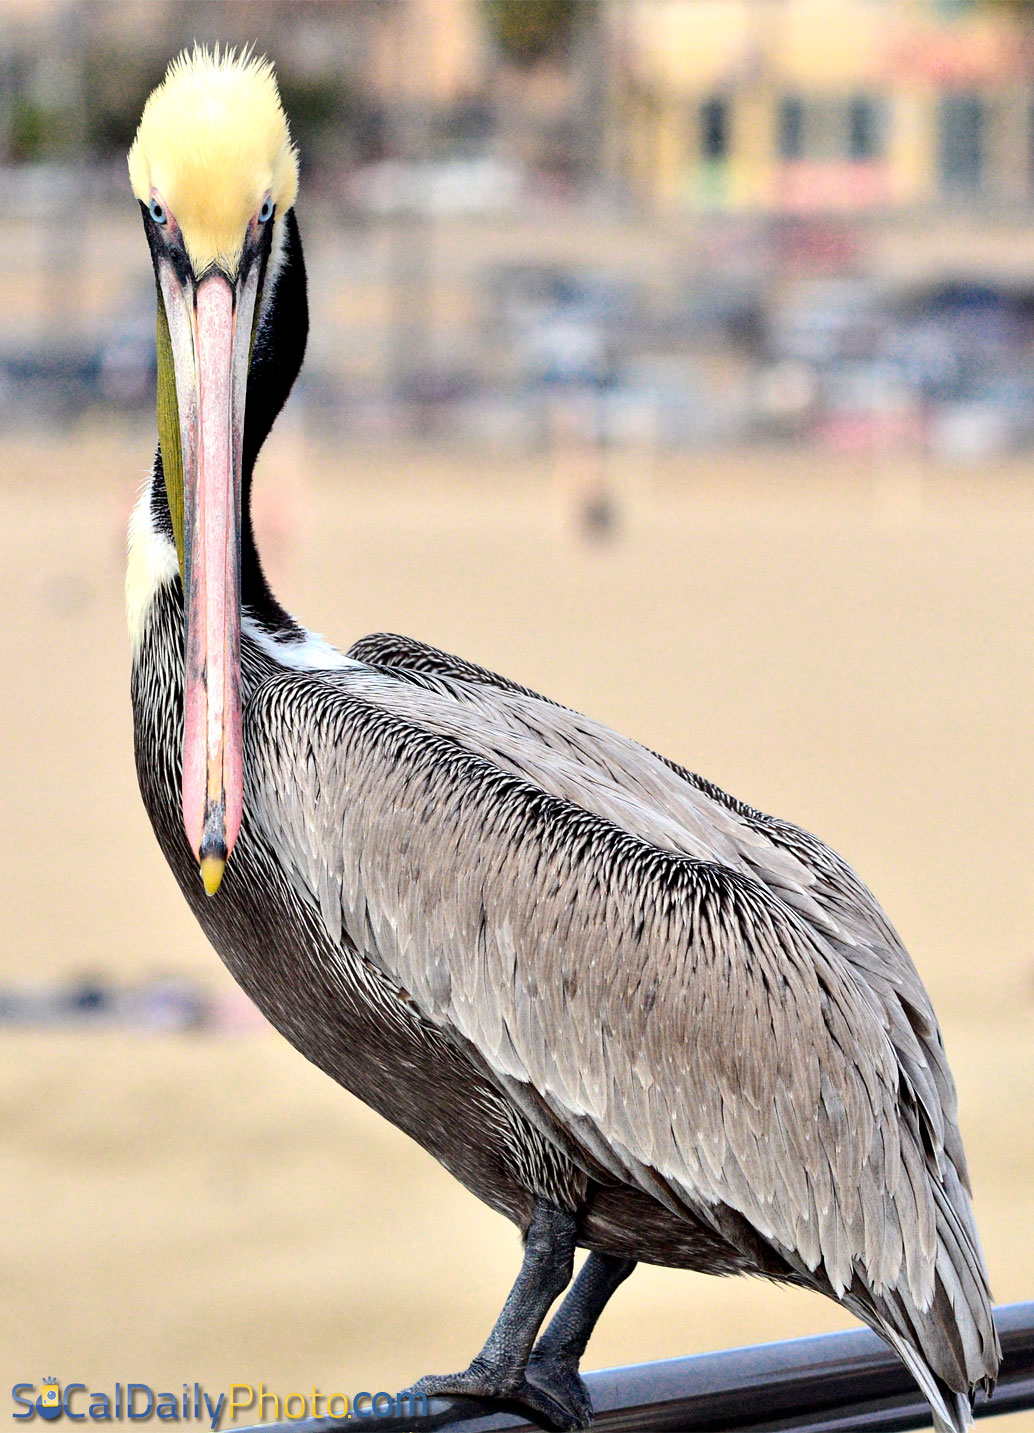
128, 45, 298, 274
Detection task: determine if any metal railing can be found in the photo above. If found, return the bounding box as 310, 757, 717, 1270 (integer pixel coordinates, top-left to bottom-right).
243, 1301, 1034, 1433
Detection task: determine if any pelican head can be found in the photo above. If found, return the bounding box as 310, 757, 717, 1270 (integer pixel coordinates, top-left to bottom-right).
129, 47, 298, 896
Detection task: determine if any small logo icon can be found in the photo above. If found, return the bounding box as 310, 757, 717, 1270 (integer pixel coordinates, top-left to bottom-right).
37, 1379, 62, 1420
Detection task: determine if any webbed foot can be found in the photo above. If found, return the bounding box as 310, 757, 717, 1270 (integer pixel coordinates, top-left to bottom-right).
526, 1351, 593, 1427
401, 1362, 588, 1430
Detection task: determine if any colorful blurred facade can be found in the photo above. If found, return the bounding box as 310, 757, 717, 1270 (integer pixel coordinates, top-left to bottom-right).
616, 0, 1034, 213
5, 0, 1034, 216
5, 0, 1034, 459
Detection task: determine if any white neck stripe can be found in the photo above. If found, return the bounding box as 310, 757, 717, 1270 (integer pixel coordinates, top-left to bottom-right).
242, 615, 360, 672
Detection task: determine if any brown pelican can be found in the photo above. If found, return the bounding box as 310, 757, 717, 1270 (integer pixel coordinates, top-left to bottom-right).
127, 49, 999, 1432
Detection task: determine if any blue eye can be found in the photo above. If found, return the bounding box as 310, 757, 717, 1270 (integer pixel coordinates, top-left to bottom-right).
258, 196, 273, 223
149, 196, 167, 226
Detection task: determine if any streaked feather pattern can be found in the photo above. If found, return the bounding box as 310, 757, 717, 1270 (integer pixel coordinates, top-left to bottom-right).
240, 637, 998, 1428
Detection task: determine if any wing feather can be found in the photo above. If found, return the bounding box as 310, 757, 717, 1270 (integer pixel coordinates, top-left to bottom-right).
254, 646, 997, 1409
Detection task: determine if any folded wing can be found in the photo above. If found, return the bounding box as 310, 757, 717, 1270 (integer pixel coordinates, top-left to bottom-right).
250, 648, 998, 1417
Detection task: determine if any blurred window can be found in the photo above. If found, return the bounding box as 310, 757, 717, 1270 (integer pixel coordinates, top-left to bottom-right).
938, 94, 984, 193
701, 96, 730, 163
848, 96, 885, 161
778, 96, 805, 159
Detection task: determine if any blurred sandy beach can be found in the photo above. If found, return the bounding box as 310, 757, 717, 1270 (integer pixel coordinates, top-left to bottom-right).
1, 428, 1032, 1423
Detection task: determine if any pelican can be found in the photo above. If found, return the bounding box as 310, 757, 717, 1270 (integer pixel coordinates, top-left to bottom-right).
127, 49, 998, 1432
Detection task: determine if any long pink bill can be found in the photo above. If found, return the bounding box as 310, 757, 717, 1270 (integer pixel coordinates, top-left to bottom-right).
171, 271, 256, 896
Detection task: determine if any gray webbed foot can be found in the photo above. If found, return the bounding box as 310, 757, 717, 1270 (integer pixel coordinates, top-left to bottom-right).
401, 1363, 587, 1430
525, 1351, 594, 1427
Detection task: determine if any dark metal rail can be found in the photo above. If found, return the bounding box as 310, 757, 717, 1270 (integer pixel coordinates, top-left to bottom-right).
242, 1301, 1034, 1433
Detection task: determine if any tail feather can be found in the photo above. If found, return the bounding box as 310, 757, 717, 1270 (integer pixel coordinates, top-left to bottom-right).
931, 1167, 1000, 1389
840, 1149, 998, 1433
876, 1319, 973, 1433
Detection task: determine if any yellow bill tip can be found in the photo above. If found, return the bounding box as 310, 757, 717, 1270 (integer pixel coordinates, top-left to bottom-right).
200, 853, 226, 896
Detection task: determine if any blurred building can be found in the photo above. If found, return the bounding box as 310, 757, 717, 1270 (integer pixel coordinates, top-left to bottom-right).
615, 0, 1034, 213
6, 0, 1034, 216
5, 0, 1034, 460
